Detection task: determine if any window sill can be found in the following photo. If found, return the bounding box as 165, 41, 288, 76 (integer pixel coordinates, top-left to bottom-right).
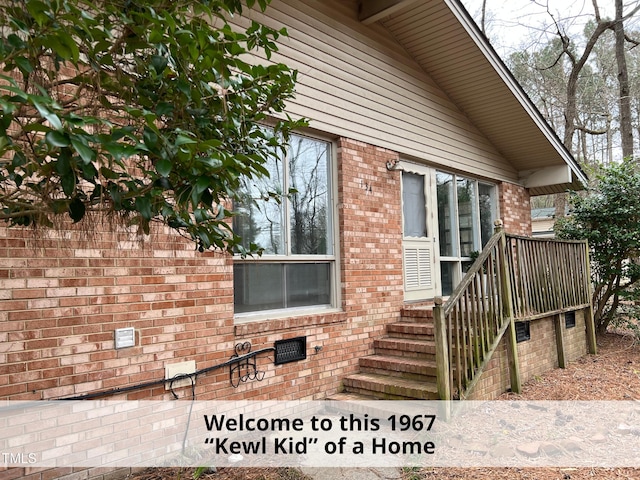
233, 307, 345, 337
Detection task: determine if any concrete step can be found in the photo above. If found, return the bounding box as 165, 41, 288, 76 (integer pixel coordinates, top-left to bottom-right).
342, 372, 439, 400
325, 392, 379, 402
373, 337, 436, 359
386, 322, 434, 339
359, 354, 437, 381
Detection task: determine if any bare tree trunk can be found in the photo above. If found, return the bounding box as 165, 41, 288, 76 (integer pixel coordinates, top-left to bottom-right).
615, 0, 634, 159
481, 0, 487, 34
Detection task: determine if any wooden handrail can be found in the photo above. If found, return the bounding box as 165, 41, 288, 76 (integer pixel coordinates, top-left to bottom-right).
443, 231, 502, 317
435, 222, 594, 400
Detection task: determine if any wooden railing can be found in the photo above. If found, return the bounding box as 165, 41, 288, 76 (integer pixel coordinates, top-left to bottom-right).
506, 235, 591, 319
433, 223, 596, 400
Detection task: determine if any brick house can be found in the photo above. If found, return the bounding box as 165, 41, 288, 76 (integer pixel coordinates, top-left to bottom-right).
1, 0, 591, 415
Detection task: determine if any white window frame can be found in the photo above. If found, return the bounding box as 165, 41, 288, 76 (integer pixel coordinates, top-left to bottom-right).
436, 171, 497, 295
233, 132, 340, 322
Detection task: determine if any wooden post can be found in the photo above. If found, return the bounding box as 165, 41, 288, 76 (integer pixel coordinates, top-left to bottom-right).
554, 314, 567, 368
583, 241, 598, 355
495, 220, 522, 394
433, 296, 451, 401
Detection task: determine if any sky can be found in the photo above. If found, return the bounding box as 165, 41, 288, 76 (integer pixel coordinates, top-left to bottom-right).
459, 0, 637, 58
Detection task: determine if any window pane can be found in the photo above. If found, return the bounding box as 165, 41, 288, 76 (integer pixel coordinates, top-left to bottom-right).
440, 261, 456, 296
233, 263, 331, 313
437, 172, 456, 256
234, 263, 285, 313
285, 263, 331, 308
402, 172, 427, 237
288, 135, 331, 255
233, 145, 285, 255
457, 177, 477, 257
478, 183, 495, 247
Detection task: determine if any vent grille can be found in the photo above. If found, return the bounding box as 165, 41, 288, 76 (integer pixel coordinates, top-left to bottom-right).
404, 247, 432, 290
515, 321, 531, 343
565, 311, 576, 329
274, 336, 307, 365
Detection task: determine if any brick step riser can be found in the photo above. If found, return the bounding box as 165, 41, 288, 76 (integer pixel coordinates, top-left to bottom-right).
358, 366, 436, 382
400, 310, 434, 322
375, 338, 435, 353
398, 318, 434, 326
341, 386, 415, 400
387, 325, 434, 337
372, 347, 436, 360
342, 379, 439, 400
359, 357, 437, 374
386, 331, 435, 341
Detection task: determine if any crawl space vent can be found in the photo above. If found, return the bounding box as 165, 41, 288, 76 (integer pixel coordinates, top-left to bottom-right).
515, 321, 531, 343
565, 311, 576, 329
274, 336, 307, 365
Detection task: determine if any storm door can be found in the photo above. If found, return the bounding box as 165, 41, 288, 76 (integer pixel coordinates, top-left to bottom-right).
401, 167, 438, 301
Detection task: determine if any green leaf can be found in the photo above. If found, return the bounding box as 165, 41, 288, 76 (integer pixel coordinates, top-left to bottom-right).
7, 34, 26, 49
56, 152, 71, 174
44, 35, 72, 60
135, 196, 152, 221
45, 131, 70, 147
26, 0, 50, 26
58, 32, 80, 64
150, 55, 168, 74
34, 102, 63, 131
52, 199, 68, 214
143, 127, 159, 148
99, 166, 120, 179
68, 196, 85, 222
175, 134, 196, 146
149, 29, 164, 44
156, 158, 172, 177
105, 142, 137, 160
81, 162, 98, 181
156, 102, 173, 117
70, 137, 95, 164
15, 57, 33, 74
61, 171, 76, 196
195, 176, 210, 194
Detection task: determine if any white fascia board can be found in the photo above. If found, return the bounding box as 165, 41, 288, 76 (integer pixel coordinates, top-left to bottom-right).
520, 165, 572, 189
444, 0, 588, 188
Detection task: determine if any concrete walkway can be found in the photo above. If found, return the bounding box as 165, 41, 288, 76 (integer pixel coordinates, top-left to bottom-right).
300, 467, 403, 480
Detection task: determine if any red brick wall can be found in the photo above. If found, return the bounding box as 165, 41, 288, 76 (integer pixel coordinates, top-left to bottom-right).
0, 137, 404, 404
2, 136, 407, 479
499, 182, 532, 236
0, 224, 236, 401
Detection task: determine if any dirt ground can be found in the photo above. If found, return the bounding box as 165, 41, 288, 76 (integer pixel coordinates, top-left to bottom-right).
129, 332, 640, 480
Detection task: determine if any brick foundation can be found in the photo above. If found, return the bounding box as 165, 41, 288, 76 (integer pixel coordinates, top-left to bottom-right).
468, 308, 589, 400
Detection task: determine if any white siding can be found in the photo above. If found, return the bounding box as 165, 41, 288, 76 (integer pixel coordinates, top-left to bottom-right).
240, 0, 519, 182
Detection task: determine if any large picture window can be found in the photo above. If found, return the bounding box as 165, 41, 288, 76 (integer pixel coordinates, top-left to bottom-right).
436, 172, 496, 295
233, 133, 334, 315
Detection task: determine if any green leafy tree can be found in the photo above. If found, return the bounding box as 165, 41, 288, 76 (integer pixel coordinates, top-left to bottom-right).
0, 0, 305, 255
555, 159, 640, 333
